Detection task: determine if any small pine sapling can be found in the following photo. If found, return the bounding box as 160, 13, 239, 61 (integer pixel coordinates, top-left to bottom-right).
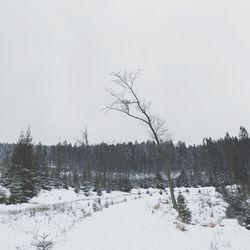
32, 234, 54, 250
177, 193, 192, 224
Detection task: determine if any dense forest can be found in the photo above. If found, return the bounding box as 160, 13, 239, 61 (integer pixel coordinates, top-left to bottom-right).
0, 126, 249, 203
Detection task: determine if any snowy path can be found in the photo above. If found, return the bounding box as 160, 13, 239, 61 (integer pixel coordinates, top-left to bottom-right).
55, 197, 168, 250
55, 195, 250, 250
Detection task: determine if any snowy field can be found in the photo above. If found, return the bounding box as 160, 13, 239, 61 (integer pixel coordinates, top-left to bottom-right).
0, 187, 249, 250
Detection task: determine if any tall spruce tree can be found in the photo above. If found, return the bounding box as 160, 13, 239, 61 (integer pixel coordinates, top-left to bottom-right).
7, 128, 40, 204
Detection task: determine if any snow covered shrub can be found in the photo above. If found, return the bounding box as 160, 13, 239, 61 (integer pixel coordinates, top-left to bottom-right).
224, 192, 249, 219
29, 208, 36, 217
218, 186, 250, 227
96, 188, 102, 196
177, 193, 191, 224
175, 221, 187, 232
238, 214, 250, 229
104, 201, 109, 208
138, 189, 141, 195
81, 185, 90, 196
32, 234, 54, 250
84, 190, 90, 197
92, 202, 98, 211
153, 202, 160, 211
92, 202, 102, 212
74, 186, 80, 194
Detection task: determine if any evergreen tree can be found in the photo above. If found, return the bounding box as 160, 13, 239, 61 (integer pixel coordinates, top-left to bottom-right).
155, 172, 165, 189
93, 175, 103, 195
6, 128, 40, 204
72, 170, 81, 193
177, 193, 191, 224
119, 177, 132, 193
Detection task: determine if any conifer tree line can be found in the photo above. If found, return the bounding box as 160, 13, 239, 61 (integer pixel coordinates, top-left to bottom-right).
0, 126, 249, 203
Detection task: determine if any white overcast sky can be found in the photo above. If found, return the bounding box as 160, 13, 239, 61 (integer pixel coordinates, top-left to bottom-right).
0, 0, 249, 145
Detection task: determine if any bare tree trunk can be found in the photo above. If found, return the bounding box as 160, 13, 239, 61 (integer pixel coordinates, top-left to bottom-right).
155, 141, 177, 209
162, 155, 177, 209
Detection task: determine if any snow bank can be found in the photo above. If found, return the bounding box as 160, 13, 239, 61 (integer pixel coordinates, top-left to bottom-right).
30, 187, 80, 204
150, 187, 227, 227
0, 187, 249, 250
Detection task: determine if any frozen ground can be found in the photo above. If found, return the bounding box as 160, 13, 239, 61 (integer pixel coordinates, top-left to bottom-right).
0, 187, 249, 250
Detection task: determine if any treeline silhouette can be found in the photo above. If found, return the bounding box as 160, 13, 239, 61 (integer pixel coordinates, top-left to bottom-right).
0, 126, 249, 198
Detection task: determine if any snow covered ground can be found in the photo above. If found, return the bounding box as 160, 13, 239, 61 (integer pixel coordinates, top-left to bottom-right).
0, 187, 249, 250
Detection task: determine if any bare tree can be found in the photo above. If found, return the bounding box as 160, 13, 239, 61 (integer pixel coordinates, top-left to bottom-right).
74, 126, 91, 178
105, 70, 177, 209
75, 126, 89, 146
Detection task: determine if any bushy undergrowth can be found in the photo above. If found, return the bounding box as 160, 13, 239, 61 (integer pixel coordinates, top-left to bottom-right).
217, 186, 250, 227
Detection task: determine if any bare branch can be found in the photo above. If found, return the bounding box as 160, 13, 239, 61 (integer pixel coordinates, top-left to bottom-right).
106, 106, 150, 124
106, 70, 170, 144
75, 126, 89, 146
